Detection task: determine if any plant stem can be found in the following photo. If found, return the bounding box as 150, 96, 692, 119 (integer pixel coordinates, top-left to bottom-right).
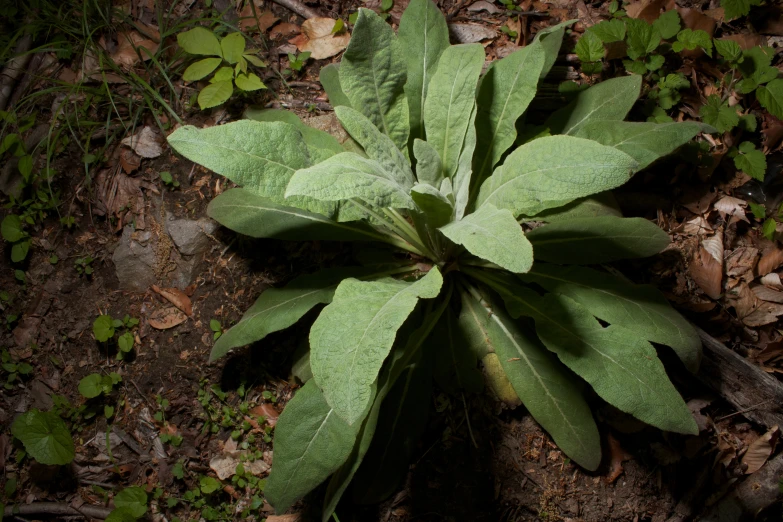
347, 200, 426, 256
383, 208, 438, 260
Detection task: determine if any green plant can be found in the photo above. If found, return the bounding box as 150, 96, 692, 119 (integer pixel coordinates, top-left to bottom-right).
168, 3, 705, 518
286, 51, 310, 74
93, 314, 139, 359
159, 170, 180, 188
78, 372, 122, 399
209, 318, 222, 340
10, 409, 75, 465
1, 349, 33, 389
1, 214, 31, 263
106, 486, 148, 521
74, 255, 94, 276
178, 27, 267, 110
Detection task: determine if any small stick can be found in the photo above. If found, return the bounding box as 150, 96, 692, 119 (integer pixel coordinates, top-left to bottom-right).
3, 503, 112, 519
270, 0, 322, 20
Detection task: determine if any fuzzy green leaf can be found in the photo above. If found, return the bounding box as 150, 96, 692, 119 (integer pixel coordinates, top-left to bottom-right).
534, 20, 574, 79
544, 75, 642, 135
533, 193, 622, 223
265, 380, 361, 514
335, 106, 414, 188
700, 95, 739, 133
433, 307, 483, 394
672, 29, 712, 56
439, 204, 533, 273
424, 44, 485, 180
319, 63, 352, 109
398, 0, 450, 143
413, 139, 443, 187
480, 275, 697, 434
526, 216, 671, 264
340, 8, 410, 151
573, 121, 709, 169
11, 410, 75, 465
211, 267, 395, 362
182, 57, 222, 81
286, 152, 415, 210
522, 263, 702, 372
177, 27, 222, 57
476, 135, 637, 217
715, 39, 742, 62
168, 121, 334, 216
472, 42, 546, 190
197, 80, 233, 109
244, 108, 344, 164
310, 269, 443, 425
757, 80, 783, 121
207, 189, 385, 243
459, 290, 601, 470
220, 33, 246, 64
410, 183, 454, 229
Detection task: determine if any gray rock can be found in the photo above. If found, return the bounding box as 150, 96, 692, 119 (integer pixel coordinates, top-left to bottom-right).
113, 226, 157, 291
166, 214, 218, 256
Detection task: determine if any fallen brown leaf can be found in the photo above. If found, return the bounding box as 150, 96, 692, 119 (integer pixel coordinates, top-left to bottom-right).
725, 247, 758, 279
239, 1, 279, 33
741, 426, 779, 474
752, 284, 783, 304
269, 23, 300, 40
148, 307, 187, 330
467, 1, 502, 14
743, 301, 783, 327
266, 515, 302, 522
449, 23, 497, 43
119, 148, 141, 174
249, 403, 279, 426
121, 126, 163, 158
152, 285, 193, 316
722, 34, 766, 50
625, 0, 673, 22
690, 235, 724, 299
289, 18, 351, 60
111, 31, 159, 68
713, 195, 748, 222
606, 434, 631, 484
760, 272, 783, 290
757, 245, 783, 276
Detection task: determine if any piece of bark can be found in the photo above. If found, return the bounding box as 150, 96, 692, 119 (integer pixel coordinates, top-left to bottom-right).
0, 33, 33, 111
696, 451, 783, 521
4, 502, 113, 519
694, 326, 783, 429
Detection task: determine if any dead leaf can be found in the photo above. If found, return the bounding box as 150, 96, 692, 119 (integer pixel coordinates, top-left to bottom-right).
683, 216, 712, 236
148, 307, 187, 330
13, 316, 41, 349
467, 1, 502, 14
722, 34, 766, 50
289, 18, 350, 60
725, 247, 758, 279
121, 126, 163, 158
249, 403, 279, 426
152, 285, 193, 316
209, 438, 271, 480
239, 1, 279, 33
269, 23, 300, 40
449, 23, 497, 43
757, 245, 783, 276
678, 7, 716, 35
266, 515, 302, 522
606, 434, 631, 484
690, 234, 723, 299
755, 341, 783, 364
681, 185, 718, 215
119, 148, 141, 174
94, 167, 157, 231
111, 31, 159, 68
625, 0, 672, 22
752, 284, 783, 304
760, 272, 783, 290
703, 7, 724, 22
726, 281, 758, 320
741, 426, 779, 474
743, 301, 783, 327
713, 195, 749, 222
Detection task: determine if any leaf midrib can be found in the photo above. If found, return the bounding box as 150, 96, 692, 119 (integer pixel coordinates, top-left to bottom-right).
169, 136, 296, 174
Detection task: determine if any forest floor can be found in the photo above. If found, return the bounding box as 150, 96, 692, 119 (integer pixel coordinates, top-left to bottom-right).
1, 0, 783, 521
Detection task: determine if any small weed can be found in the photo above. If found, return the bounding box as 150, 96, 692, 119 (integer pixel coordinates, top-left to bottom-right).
159, 171, 180, 188
74, 255, 94, 276
1, 349, 33, 390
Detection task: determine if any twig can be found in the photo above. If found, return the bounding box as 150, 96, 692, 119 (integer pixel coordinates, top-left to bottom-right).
3, 503, 112, 520
269, 0, 322, 19
461, 393, 478, 449
715, 399, 774, 423
0, 34, 33, 111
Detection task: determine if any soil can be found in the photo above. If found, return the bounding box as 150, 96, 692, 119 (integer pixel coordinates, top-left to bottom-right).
2, 0, 783, 521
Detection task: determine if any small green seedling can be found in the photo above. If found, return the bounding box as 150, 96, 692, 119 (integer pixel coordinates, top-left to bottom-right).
93, 314, 139, 360
159, 171, 180, 188
287, 51, 311, 73
1, 214, 31, 263
78, 372, 122, 399
500, 24, 518, 40
210, 319, 222, 340
75, 255, 94, 276
178, 27, 267, 110
2, 349, 33, 390
106, 486, 148, 521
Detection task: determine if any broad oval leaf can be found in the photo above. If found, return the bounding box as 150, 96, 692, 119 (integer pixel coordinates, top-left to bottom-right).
472, 42, 546, 190
207, 188, 386, 242
544, 75, 642, 135
413, 139, 443, 187
459, 289, 601, 470
335, 106, 414, 188
220, 32, 245, 64
534, 20, 575, 79
234, 72, 266, 91
1, 214, 24, 242
182, 57, 222, 81
198, 80, 233, 109
339, 9, 410, 151
573, 121, 711, 169
423, 43, 485, 180
526, 216, 670, 264
265, 380, 361, 514
410, 183, 453, 229
531, 192, 622, 223
319, 63, 352, 109
399, 0, 450, 144
11, 410, 75, 465
177, 27, 222, 57
439, 204, 533, 273
522, 263, 702, 372
286, 152, 416, 210
476, 135, 637, 217
310, 268, 443, 425
168, 121, 334, 216
211, 267, 399, 362
244, 108, 344, 164
479, 273, 697, 434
